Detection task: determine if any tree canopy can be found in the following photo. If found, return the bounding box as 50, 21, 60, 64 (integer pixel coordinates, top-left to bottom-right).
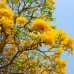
0, 0, 74, 74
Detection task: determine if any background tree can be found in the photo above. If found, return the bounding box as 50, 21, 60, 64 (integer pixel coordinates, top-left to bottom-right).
0, 0, 74, 74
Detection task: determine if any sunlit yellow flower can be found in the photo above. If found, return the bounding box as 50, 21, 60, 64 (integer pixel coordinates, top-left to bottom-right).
16, 16, 27, 25
1, 17, 14, 28
61, 37, 74, 49
56, 46, 64, 53
29, 32, 41, 38
55, 58, 66, 67
0, 1, 8, 8
31, 19, 51, 31
29, 32, 38, 38
41, 30, 57, 45
0, 8, 13, 19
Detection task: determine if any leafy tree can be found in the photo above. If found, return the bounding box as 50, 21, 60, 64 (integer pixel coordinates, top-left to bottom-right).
0, 0, 74, 74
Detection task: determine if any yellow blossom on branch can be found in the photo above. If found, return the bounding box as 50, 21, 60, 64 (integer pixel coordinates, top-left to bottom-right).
1, 17, 14, 28
16, 16, 27, 25
31, 19, 51, 31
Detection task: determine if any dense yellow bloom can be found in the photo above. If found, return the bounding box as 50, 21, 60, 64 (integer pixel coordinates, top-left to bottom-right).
31, 19, 51, 31
1, 17, 14, 28
56, 29, 67, 36
61, 37, 74, 50
0, 1, 13, 19
55, 58, 66, 67
0, 8, 13, 19
16, 16, 27, 25
56, 29, 68, 44
41, 30, 57, 45
0, 1, 8, 8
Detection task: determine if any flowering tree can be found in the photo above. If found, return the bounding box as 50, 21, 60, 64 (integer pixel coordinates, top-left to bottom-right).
0, 0, 74, 74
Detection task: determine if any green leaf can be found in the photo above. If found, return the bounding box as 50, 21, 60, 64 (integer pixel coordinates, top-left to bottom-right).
13, 0, 19, 3
48, 11, 52, 17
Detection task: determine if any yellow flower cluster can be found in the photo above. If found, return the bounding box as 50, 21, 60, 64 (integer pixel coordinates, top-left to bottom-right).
31, 19, 51, 31
0, 8, 13, 19
55, 58, 66, 67
0, 1, 13, 19
56, 46, 64, 54
16, 16, 27, 25
54, 58, 66, 74
29, 32, 41, 38
1, 17, 14, 28
61, 37, 74, 50
56, 29, 68, 44
0, 1, 8, 8
41, 30, 57, 45
0, 0, 14, 28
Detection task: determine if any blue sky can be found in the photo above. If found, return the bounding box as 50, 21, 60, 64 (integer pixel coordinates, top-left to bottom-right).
53, 0, 74, 74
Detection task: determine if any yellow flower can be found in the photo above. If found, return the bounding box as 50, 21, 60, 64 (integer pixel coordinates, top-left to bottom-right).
56, 29, 66, 35
2, 0, 7, 3
61, 37, 74, 49
0, 1, 8, 8
55, 58, 66, 67
60, 68, 66, 74
31, 19, 51, 31
28, 40, 37, 46
1, 17, 14, 28
20, 39, 26, 46
29, 32, 41, 38
41, 30, 57, 45
16, 16, 27, 25
0, 8, 13, 19
56, 47, 64, 53
29, 32, 38, 38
